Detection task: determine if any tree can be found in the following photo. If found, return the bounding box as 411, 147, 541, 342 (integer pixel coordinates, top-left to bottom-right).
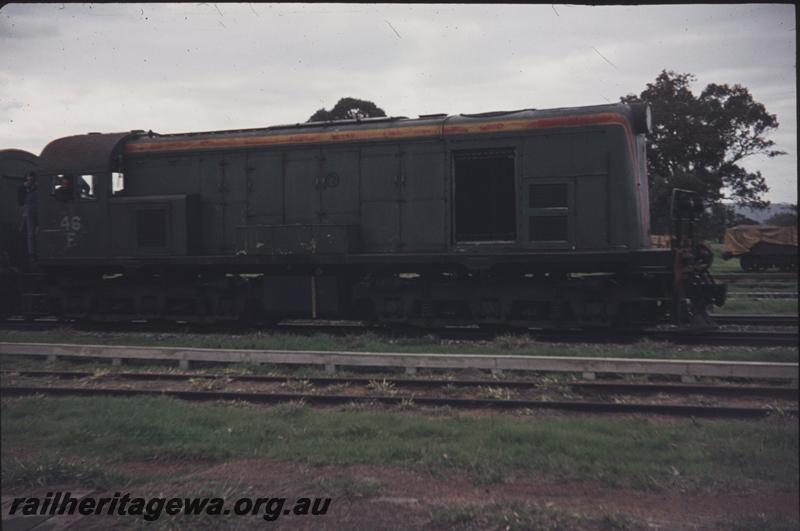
622, 71, 785, 233
696, 203, 730, 242
728, 211, 760, 227
697, 203, 759, 242
308, 97, 387, 122
764, 205, 797, 227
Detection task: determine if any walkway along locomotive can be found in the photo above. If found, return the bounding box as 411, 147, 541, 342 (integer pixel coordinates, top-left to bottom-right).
5, 102, 726, 327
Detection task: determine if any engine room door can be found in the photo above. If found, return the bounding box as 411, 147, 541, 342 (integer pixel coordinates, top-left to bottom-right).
400, 144, 447, 251
319, 149, 359, 225
360, 146, 402, 251
284, 150, 322, 225
245, 152, 284, 225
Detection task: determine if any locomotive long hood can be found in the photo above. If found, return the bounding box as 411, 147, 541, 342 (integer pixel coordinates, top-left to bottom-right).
35, 102, 650, 170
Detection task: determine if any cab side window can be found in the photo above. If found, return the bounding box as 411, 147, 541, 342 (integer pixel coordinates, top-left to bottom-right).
53, 174, 74, 202
112, 172, 125, 195
52, 174, 97, 201
78, 175, 95, 199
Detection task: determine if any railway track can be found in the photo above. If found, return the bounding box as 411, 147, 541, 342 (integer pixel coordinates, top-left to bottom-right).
1, 380, 794, 419
0, 370, 798, 418
4, 369, 797, 400
711, 314, 797, 326
3, 343, 796, 419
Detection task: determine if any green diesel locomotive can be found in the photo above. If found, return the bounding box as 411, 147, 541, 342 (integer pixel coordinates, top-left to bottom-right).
5, 102, 726, 327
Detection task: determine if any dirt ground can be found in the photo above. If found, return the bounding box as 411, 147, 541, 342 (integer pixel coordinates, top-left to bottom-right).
3, 457, 798, 530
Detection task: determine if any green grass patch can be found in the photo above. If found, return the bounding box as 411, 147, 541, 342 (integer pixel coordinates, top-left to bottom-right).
712, 298, 798, 315
709, 242, 745, 275
430, 501, 579, 531
1, 329, 796, 364
2, 396, 797, 492
2, 455, 127, 490
726, 281, 797, 295
430, 501, 646, 531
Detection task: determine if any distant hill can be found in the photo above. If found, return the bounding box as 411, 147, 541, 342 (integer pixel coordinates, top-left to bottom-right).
729, 202, 795, 224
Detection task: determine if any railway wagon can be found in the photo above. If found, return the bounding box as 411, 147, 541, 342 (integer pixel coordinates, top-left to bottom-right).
0, 149, 38, 317
23, 102, 724, 327
723, 225, 798, 272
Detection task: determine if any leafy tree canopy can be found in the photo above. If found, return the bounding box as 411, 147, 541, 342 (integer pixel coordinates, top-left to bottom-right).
308, 97, 387, 122
622, 70, 785, 233
697, 203, 760, 242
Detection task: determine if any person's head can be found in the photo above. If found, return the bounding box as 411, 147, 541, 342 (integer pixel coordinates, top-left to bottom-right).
24, 171, 35, 184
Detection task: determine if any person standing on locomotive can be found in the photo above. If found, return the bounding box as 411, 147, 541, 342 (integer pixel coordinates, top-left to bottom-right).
17, 171, 38, 262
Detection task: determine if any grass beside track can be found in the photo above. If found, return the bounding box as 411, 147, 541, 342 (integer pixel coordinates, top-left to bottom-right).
707, 242, 798, 317
1, 395, 797, 493
0, 329, 797, 364
712, 298, 797, 315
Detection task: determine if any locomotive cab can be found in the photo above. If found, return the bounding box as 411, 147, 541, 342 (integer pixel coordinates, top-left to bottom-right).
37, 133, 201, 261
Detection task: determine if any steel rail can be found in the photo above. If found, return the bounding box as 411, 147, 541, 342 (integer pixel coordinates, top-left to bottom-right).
3, 369, 797, 399
1, 384, 794, 419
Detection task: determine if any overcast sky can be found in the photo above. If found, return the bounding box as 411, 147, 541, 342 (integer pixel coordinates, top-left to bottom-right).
1, 3, 796, 203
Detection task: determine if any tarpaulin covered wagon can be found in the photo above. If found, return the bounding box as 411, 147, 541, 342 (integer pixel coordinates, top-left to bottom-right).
723, 225, 798, 272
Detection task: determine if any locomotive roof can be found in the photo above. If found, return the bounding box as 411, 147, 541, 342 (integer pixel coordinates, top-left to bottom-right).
131, 102, 635, 142
39, 102, 648, 173
123, 102, 645, 156
0, 148, 38, 163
